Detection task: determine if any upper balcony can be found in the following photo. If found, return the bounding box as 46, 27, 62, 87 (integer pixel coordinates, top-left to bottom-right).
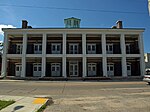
86, 34, 102, 54
66, 34, 82, 54
125, 34, 140, 54
8, 34, 23, 54
26, 34, 42, 54
106, 34, 121, 54
6, 33, 141, 56
47, 34, 63, 54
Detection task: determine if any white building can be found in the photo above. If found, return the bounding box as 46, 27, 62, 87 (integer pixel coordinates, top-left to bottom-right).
145, 53, 150, 72
1, 17, 145, 80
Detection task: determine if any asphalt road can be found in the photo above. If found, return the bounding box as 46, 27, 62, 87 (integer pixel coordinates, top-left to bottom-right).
0, 80, 150, 112
0, 81, 148, 97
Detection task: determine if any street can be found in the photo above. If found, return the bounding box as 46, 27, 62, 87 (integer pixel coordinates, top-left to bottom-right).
0, 81, 150, 112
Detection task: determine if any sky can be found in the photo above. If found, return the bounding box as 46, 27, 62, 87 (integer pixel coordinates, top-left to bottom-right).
0, 0, 150, 52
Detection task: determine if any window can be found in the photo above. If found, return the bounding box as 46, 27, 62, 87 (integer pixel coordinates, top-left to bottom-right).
127, 66, 130, 70
106, 44, 113, 54
38, 66, 41, 71
126, 44, 130, 54
69, 44, 78, 54
87, 44, 96, 54
34, 46, 38, 51
88, 46, 91, 51
34, 44, 42, 54
16, 44, 23, 54
16, 67, 19, 71
110, 66, 113, 71
34, 66, 37, 71
51, 43, 61, 54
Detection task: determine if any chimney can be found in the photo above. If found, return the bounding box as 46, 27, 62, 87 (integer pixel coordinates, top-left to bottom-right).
27, 26, 32, 28
116, 20, 123, 29
22, 20, 28, 28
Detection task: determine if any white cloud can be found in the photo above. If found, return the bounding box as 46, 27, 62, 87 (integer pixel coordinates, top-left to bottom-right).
0, 24, 16, 35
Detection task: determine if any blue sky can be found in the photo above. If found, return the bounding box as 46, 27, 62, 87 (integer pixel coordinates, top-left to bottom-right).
0, 0, 150, 52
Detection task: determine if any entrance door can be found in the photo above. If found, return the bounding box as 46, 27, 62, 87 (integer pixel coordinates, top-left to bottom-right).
15, 64, 22, 77
106, 44, 113, 54
69, 61, 78, 76
107, 63, 114, 77
88, 63, 96, 76
69, 44, 78, 54
51, 63, 61, 76
33, 63, 41, 77
127, 64, 131, 76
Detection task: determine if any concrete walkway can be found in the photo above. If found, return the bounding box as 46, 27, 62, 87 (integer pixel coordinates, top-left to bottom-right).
0, 95, 49, 112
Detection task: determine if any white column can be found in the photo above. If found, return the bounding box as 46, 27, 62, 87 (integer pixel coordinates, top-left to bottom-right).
122, 57, 127, 77
62, 33, 67, 78
63, 57, 66, 78
102, 33, 107, 77
21, 33, 27, 77
120, 34, 127, 77
1, 32, 8, 77
82, 33, 86, 77
139, 33, 145, 76
41, 33, 47, 77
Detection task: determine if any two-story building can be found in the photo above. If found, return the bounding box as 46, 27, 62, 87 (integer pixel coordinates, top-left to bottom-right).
1, 17, 145, 80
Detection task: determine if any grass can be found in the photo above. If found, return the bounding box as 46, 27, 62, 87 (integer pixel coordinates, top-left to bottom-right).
0, 100, 15, 110
36, 103, 47, 112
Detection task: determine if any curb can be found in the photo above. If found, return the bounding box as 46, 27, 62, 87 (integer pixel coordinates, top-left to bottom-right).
34, 97, 53, 112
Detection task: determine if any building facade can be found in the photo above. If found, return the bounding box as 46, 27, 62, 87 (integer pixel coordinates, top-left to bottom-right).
145, 53, 150, 73
1, 18, 145, 79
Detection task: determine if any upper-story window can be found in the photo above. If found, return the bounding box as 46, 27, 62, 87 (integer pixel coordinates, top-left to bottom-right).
87, 44, 96, 54
51, 43, 61, 54
126, 44, 130, 54
16, 44, 22, 54
34, 44, 42, 54
106, 44, 113, 54
69, 43, 78, 54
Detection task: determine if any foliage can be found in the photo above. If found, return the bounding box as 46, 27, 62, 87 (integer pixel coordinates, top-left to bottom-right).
0, 100, 15, 110
36, 103, 47, 112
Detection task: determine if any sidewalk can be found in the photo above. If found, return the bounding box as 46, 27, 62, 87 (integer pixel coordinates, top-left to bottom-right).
0, 95, 49, 112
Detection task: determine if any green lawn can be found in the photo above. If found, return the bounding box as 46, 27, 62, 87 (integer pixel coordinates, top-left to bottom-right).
0, 100, 15, 110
